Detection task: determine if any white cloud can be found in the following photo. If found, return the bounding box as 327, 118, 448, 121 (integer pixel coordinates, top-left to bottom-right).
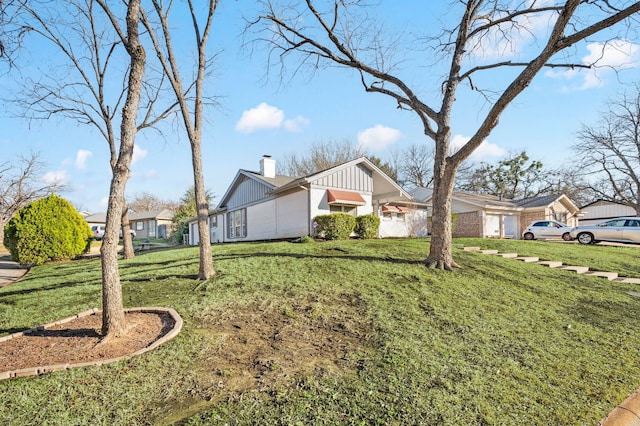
283, 116, 310, 132
583, 40, 640, 69
545, 40, 640, 90
357, 125, 402, 151
131, 144, 148, 165
75, 149, 93, 170
236, 103, 284, 133
450, 134, 507, 162
41, 170, 69, 186
235, 103, 309, 134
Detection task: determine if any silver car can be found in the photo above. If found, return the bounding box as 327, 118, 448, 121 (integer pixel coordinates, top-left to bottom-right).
522, 220, 573, 241
570, 217, 640, 245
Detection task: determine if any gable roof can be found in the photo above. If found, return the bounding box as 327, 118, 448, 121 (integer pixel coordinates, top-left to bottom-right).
129, 209, 174, 221
411, 188, 579, 213
579, 199, 631, 209
270, 157, 413, 201
216, 169, 297, 210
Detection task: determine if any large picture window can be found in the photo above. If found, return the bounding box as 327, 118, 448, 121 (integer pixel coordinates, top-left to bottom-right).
227, 208, 247, 239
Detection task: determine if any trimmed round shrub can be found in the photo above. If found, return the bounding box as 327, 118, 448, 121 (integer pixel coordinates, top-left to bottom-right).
313, 213, 356, 240
4, 194, 93, 265
355, 214, 380, 239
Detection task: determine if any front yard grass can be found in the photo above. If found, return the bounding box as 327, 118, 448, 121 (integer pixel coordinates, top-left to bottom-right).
1, 238, 640, 425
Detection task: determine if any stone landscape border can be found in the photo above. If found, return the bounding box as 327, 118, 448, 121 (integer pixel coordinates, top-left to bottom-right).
0, 307, 183, 381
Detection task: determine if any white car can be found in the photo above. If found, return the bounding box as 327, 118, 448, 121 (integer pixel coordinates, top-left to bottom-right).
522, 220, 573, 241
570, 217, 640, 245
91, 225, 136, 240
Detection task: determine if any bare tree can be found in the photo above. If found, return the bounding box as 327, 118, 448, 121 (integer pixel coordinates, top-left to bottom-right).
400, 144, 435, 189
128, 192, 178, 213
252, 0, 640, 269
141, 0, 218, 280
573, 84, 640, 214
0, 153, 65, 244
10, 0, 176, 260
91, 0, 146, 338
279, 139, 365, 177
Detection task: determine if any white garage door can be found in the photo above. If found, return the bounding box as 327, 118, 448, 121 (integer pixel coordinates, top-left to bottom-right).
504, 216, 518, 239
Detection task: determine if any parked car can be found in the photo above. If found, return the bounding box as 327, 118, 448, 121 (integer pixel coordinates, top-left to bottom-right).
570, 217, 640, 245
91, 225, 105, 240
91, 225, 136, 240
522, 220, 573, 241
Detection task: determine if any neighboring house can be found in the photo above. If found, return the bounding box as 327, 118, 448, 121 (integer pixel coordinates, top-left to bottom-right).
186, 156, 429, 245
578, 199, 637, 225
410, 188, 580, 239
129, 209, 174, 239
84, 210, 174, 239
84, 213, 107, 228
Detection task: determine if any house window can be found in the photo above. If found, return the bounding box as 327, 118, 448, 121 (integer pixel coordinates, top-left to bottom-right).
382, 212, 392, 221
135, 221, 144, 231
396, 212, 406, 222
553, 212, 567, 223
227, 208, 247, 239
210, 215, 217, 229
330, 205, 357, 216
148, 220, 156, 237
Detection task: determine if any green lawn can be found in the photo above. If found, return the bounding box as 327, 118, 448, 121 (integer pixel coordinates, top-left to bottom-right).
1, 238, 640, 425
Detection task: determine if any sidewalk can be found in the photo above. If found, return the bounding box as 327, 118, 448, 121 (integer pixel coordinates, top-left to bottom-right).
0, 255, 28, 288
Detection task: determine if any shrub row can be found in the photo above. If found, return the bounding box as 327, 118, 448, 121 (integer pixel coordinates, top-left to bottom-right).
313, 213, 380, 240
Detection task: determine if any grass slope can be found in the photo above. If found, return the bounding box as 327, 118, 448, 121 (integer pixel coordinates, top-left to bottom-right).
1, 238, 640, 425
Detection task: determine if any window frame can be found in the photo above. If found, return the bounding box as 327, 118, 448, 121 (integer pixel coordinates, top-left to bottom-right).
227, 208, 247, 239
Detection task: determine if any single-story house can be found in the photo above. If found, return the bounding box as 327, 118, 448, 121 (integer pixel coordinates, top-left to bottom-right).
129, 209, 174, 239
578, 199, 638, 225
410, 188, 580, 239
84, 209, 174, 239
84, 212, 107, 228
185, 156, 429, 245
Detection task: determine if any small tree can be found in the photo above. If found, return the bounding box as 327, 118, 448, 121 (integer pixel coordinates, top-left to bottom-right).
4, 194, 92, 265
172, 186, 214, 243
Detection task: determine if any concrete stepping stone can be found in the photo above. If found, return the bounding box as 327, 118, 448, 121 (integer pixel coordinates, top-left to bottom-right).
496, 253, 518, 258
463, 247, 481, 252
559, 265, 590, 274
515, 256, 539, 263
585, 271, 618, 281
537, 261, 563, 268
479, 249, 499, 255
616, 277, 640, 284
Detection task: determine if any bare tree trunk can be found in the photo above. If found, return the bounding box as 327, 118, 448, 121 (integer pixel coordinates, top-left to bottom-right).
425, 136, 460, 270
192, 142, 214, 280
143, 0, 217, 280
121, 207, 134, 259
99, 0, 145, 338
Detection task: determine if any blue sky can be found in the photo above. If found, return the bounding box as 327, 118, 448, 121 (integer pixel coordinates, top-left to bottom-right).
1, 1, 639, 213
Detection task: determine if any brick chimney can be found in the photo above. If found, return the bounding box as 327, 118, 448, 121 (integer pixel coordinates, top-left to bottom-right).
260, 155, 276, 178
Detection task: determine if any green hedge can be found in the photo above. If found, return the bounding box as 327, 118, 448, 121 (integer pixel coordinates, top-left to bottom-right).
4, 194, 92, 265
313, 213, 356, 240
355, 214, 380, 239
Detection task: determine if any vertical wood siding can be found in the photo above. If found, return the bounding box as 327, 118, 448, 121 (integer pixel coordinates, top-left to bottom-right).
311, 164, 373, 191
227, 176, 274, 209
